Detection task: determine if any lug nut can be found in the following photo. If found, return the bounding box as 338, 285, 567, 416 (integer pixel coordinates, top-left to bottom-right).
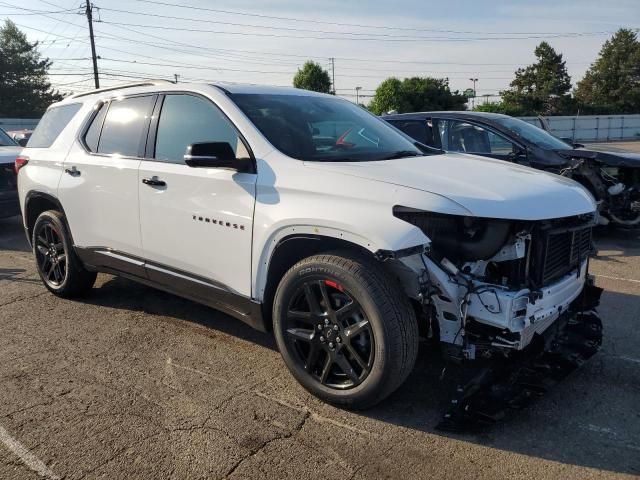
336, 336, 341, 343
324, 319, 330, 325
319, 336, 325, 342
333, 325, 339, 331
329, 342, 334, 349
317, 324, 323, 331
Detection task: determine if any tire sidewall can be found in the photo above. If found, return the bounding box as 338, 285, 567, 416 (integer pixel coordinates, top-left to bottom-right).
273, 259, 395, 408
32, 211, 73, 294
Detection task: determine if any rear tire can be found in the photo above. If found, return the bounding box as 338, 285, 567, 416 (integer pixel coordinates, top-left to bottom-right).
32, 210, 97, 297
273, 251, 418, 409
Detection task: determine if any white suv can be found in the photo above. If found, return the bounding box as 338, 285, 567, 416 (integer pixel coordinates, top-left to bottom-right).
17, 81, 603, 427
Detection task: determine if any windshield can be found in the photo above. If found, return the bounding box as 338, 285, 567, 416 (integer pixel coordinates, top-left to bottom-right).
0, 128, 18, 147
231, 93, 428, 162
492, 116, 570, 150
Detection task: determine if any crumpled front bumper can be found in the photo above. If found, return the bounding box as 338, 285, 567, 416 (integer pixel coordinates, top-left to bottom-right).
466, 261, 589, 350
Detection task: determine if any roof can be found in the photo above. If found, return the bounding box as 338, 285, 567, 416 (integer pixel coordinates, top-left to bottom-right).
55, 81, 334, 107
215, 83, 332, 97
382, 111, 511, 121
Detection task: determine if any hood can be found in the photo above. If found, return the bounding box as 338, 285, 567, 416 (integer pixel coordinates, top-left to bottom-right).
555, 148, 640, 168
305, 153, 596, 221
0, 146, 22, 165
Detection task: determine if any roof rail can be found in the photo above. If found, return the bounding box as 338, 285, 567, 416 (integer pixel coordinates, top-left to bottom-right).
68, 80, 175, 99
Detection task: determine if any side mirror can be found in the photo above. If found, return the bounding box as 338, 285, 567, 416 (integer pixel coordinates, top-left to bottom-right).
184, 142, 243, 170
573, 142, 585, 149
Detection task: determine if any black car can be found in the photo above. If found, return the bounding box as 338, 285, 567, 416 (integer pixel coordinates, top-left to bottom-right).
0, 127, 22, 219
384, 111, 640, 227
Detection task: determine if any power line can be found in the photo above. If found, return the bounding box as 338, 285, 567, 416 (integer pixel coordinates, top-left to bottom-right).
98, 20, 614, 43
126, 0, 617, 37
95, 6, 615, 42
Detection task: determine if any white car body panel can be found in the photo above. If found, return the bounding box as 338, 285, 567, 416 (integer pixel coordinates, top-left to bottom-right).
305, 153, 596, 221
138, 160, 256, 297
17, 82, 597, 347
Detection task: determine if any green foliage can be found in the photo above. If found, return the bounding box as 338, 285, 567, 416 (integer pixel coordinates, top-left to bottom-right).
0, 20, 63, 117
499, 41, 573, 116
575, 29, 640, 114
368, 77, 467, 115
473, 102, 519, 115
293, 61, 332, 94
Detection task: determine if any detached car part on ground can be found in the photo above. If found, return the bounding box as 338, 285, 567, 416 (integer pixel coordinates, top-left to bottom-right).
0, 127, 22, 219
384, 111, 640, 228
18, 82, 603, 432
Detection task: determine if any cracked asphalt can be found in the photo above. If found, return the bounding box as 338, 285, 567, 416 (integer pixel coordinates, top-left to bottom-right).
1, 213, 639, 479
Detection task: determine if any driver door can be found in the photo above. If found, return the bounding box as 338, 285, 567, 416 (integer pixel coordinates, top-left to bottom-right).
434, 118, 525, 163
138, 93, 257, 302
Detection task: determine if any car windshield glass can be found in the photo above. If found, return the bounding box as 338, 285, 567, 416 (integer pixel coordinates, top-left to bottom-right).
231, 93, 429, 162
0, 128, 17, 147
492, 116, 570, 150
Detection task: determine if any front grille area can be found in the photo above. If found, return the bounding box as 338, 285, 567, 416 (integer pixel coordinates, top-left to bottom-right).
530, 221, 593, 286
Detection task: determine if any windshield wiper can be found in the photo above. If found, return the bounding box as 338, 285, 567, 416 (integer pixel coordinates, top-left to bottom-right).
381, 150, 422, 160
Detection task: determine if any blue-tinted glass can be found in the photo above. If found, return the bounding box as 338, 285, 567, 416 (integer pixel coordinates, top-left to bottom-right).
155, 94, 243, 164
98, 96, 154, 156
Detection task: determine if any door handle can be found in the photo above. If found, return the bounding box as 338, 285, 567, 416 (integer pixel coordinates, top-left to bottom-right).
64, 166, 81, 177
142, 176, 166, 187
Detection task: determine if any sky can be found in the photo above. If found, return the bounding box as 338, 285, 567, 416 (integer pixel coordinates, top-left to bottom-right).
2, 0, 639, 103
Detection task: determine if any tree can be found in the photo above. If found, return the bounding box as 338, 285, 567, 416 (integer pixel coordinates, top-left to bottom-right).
500, 41, 573, 115
368, 77, 467, 115
575, 29, 640, 114
293, 61, 332, 94
0, 20, 63, 118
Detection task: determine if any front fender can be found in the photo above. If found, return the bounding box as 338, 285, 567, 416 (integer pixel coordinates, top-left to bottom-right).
252, 221, 428, 300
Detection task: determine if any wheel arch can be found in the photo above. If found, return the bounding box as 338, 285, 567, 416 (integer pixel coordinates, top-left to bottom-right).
24, 191, 71, 246
258, 233, 378, 331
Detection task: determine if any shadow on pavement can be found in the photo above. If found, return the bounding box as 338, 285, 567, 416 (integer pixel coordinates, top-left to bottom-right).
81, 275, 277, 352
0, 215, 30, 253
77, 274, 640, 476
2, 213, 639, 475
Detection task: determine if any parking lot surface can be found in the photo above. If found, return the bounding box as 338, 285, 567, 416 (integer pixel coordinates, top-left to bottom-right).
1, 213, 639, 479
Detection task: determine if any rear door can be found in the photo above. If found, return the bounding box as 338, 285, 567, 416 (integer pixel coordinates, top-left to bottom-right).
138, 93, 257, 299
58, 95, 156, 271
386, 118, 436, 147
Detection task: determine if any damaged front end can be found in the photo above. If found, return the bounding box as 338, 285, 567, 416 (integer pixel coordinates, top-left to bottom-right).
554, 150, 640, 227
387, 208, 603, 431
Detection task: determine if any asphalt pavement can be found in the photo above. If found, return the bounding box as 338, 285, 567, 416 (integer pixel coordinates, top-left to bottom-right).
0, 215, 639, 479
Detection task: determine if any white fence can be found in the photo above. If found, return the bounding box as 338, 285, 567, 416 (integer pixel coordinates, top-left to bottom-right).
520, 115, 640, 143
3, 115, 640, 144
0, 118, 40, 132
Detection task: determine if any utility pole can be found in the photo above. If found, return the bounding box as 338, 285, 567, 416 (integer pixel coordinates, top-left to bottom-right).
85, 0, 99, 89
469, 77, 478, 109
355, 86, 362, 105
330, 57, 335, 95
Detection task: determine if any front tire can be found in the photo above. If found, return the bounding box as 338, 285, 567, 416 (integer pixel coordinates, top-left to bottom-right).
273, 252, 418, 409
32, 210, 97, 297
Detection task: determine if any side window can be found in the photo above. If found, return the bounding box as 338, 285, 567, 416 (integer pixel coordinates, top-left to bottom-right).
389, 120, 433, 146
154, 94, 249, 164
83, 103, 107, 152
438, 120, 516, 156
97, 95, 155, 157
28, 103, 82, 148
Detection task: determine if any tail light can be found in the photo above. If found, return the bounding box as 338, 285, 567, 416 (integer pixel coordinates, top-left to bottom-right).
14, 156, 29, 174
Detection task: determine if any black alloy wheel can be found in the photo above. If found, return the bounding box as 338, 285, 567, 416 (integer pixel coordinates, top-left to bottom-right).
283, 278, 375, 389
34, 221, 67, 287
32, 210, 97, 297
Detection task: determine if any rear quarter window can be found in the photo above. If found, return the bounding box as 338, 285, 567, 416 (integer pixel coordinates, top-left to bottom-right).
28, 103, 82, 148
